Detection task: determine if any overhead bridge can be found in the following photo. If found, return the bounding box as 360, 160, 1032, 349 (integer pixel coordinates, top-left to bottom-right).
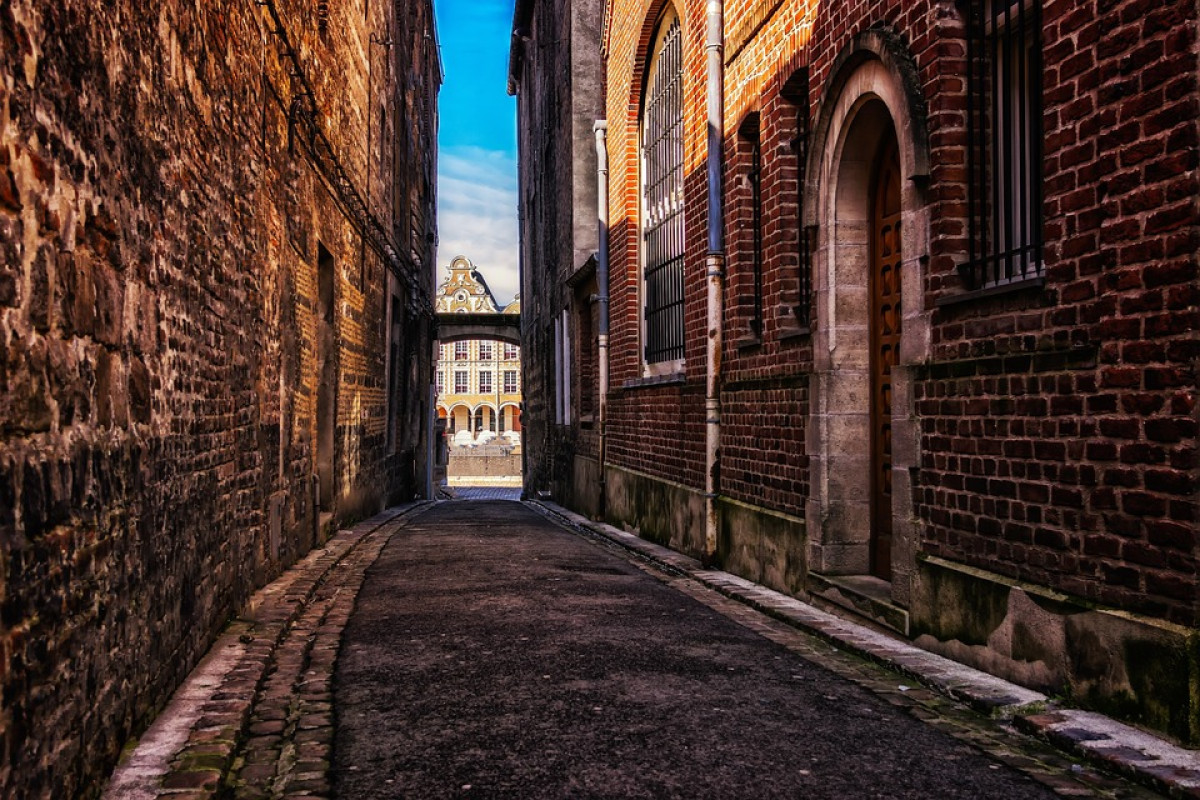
435, 312, 522, 345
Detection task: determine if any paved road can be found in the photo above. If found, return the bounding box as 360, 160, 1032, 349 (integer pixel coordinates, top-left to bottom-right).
333, 501, 1073, 799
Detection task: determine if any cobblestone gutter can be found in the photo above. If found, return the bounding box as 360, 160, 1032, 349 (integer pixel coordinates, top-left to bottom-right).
102, 502, 432, 800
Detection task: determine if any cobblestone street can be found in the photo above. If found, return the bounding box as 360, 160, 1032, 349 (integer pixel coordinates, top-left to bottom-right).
103, 498, 1178, 799
331, 500, 1155, 800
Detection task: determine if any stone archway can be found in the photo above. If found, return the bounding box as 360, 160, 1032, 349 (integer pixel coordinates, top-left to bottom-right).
804, 34, 931, 606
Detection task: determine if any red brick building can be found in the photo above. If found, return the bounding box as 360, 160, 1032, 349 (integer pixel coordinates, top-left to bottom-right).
0, 0, 439, 793
519, 0, 1199, 743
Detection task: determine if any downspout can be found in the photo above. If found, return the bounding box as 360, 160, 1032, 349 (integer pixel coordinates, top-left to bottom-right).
704, 0, 725, 563
594, 120, 610, 520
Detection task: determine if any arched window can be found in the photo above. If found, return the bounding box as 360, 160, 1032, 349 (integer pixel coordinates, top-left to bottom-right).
640, 10, 685, 366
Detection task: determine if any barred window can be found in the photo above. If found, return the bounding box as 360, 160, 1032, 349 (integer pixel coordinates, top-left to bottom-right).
963, 0, 1043, 289
740, 115, 764, 336
785, 67, 812, 327
640, 12, 685, 365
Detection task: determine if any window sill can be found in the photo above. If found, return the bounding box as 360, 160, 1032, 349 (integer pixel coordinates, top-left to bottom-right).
778, 324, 811, 341
934, 275, 1045, 308
621, 372, 686, 390
734, 335, 762, 351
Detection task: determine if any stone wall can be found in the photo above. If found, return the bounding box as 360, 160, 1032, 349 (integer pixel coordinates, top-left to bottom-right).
447, 449, 523, 478
508, 0, 604, 505
0, 0, 439, 794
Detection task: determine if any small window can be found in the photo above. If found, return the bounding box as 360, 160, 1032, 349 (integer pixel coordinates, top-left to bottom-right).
454, 341, 469, 361
454, 370, 469, 394
963, 0, 1043, 288
479, 370, 493, 394
503, 370, 519, 394
479, 342, 494, 361
436, 370, 444, 395
504, 343, 520, 360
739, 114, 763, 337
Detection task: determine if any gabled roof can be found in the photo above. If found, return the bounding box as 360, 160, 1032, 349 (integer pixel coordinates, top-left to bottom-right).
435, 255, 501, 314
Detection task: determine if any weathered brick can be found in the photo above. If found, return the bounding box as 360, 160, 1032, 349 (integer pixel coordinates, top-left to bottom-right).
0, 0, 439, 796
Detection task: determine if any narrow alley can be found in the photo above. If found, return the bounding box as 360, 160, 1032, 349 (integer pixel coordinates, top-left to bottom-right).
106, 498, 1163, 799
4, 0, 1200, 796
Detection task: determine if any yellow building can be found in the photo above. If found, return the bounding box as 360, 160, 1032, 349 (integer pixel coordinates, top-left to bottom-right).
435, 256, 522, 446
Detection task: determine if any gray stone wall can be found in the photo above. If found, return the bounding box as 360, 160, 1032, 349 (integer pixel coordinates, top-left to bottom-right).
508, 0, 604, 503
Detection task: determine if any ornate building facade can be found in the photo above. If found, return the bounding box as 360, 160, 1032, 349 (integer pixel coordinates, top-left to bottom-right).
435, 257, 523, 445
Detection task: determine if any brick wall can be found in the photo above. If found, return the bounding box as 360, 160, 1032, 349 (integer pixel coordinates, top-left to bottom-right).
0, 0, 438, 794
597, 0, 1198, 624
916, 0, 1199, 625
602, 0, 711, 491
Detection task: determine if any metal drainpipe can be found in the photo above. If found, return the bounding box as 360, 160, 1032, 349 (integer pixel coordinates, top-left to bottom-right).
594, 120, 610, 520
704, 0, 725, 563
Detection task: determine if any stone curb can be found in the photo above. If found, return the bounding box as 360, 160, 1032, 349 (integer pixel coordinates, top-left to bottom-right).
103, 501, 432, 800
532, 500, 1200, 800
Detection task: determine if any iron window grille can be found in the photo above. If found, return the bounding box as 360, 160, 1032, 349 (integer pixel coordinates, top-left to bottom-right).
503, 370, 519, 394
641, 16, 686, 364
744, 118, 764, 336
454, 370, 469, 394
479, 370, 493, 394
789, 68, 813, 328
962, 0, 1043, 289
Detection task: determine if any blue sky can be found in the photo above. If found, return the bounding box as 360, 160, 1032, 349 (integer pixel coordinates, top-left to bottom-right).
435, 0, 520, 305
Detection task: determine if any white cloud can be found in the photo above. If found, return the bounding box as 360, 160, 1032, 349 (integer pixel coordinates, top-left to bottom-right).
436, 146, 520, 305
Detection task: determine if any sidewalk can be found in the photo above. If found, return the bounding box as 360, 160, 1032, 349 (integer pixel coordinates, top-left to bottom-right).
532, 500, 1200, 800
102, 502, 432, 800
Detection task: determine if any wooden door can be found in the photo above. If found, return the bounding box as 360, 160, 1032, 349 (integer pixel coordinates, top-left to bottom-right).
870, 141, 902, 581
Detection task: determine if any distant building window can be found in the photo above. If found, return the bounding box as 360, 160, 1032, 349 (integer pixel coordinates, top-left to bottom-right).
963, 0, 1043, 288
640, 11, 685, 365
454, 341, 469, 360
479, 370, 493, 394
454, 370, 469, 393
436, 369, 444, 394
479, 341, 493, 361
503, 370, 519, 394
504, 343, 519, 360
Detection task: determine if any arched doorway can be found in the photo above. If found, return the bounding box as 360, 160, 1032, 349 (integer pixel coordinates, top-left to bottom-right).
500, 404, 521, 434
804, 38, 931, 600
813, 97, 901, 580
448, 404, 470, 437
